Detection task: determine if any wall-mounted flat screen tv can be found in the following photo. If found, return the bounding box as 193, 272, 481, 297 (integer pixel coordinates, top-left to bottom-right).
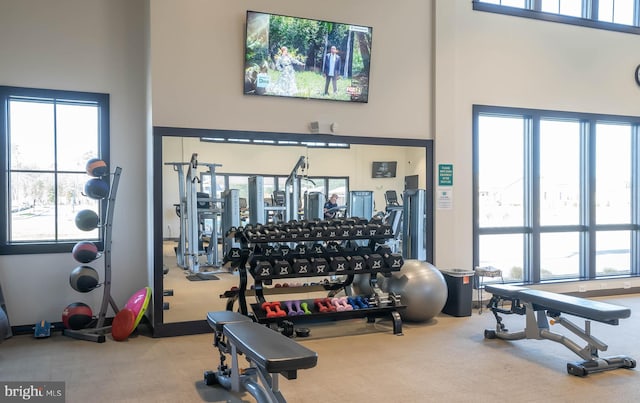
244, 10, 372, 103
372, 161, 397, 178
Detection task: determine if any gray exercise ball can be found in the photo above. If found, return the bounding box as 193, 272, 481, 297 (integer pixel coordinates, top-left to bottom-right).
380, 260, 448, 322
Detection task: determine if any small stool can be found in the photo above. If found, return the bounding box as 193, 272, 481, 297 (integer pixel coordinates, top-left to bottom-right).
475, 266, 503, 314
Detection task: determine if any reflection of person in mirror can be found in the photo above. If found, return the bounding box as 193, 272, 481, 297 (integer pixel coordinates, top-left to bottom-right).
323, 46, 341, 95
323, 193, 339, 219
272, 46, 305, 96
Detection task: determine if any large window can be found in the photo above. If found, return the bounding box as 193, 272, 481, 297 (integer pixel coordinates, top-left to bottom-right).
474, 0, 640, 34
474, 106, 640, 284
0, 86, 109, 255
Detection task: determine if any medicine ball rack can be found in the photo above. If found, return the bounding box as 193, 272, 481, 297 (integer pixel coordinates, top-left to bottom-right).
64, 167, 122, 343
223, 217, 406, 335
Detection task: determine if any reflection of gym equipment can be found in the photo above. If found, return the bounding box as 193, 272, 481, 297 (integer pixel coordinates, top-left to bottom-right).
347, 190, 373, 219
248, 176, 287, 225
284, 156, 308, 222
204, 311, 318, 402
305, 191, 325, 220
166, 153, 224, 273
384, 190, 403, 238
484, 284, 636, 377
221, 189, 241, 258
402, 189, 426, 261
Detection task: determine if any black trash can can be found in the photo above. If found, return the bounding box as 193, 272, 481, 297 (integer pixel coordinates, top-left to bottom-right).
439, 268, 474, 317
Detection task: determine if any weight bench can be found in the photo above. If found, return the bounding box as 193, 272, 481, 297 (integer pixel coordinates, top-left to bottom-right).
484, 284, 636, 377
204, 311, 318, 403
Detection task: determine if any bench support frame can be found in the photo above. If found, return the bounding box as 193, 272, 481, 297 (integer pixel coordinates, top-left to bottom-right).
485, 294, 636, 377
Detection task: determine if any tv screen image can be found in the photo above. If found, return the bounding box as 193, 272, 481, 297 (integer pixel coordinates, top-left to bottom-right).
372, 161, 397, 178
244, 10, 372, 103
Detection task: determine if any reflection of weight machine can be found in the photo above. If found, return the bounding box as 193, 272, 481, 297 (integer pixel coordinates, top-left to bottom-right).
165, 153, 224, 274
402, 189, 426, 261
284, 156, 308, 222
248, 176, 287, 225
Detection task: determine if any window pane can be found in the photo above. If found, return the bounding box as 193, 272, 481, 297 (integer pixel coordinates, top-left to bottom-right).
10, 173, 55, 241
328, 178, 347, 200
478, 115, 524, 227
540, 232, 580, 280
479, 234, 524, 282
596, 231, 630, 276
541, 0, 582, 17
539, 119, 580, 225
598, 0, 635, 25
58, 173, 100, 240
500, 0, 525, 7
595, 123, 631, 224
228, 176, 249, 200
9, 100, 55, 170
56, 103, 99, 171
478, 0, 525, 7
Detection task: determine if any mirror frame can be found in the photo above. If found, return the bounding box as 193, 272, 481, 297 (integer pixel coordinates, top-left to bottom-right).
152, 126, 434, 337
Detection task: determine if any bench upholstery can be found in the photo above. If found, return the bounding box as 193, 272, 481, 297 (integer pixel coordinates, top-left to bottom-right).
224, 321, 318, 374
485, 284, 630, 325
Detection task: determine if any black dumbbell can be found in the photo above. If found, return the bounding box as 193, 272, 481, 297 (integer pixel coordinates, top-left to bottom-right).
357, 247, 384, 271
351, 224, 366, 238
310, 243, 326, 257
338, 224, 352, 238
329, 256, 348, 273
325, 241, 342, 256
311, 257, 329, 275
375, 245, 404, 271
365, 223, 380, 237
252, 260, 273, 279
294, 243, 308, 258
346, 255, 366, 272
292, 258, 311, 275
279, 245, 292, 260
224, 247, 242, 263
273, 259, 292, 276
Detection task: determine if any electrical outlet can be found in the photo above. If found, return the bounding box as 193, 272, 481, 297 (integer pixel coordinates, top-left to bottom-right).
623, 282, 631, 289
578, 285, 586, 292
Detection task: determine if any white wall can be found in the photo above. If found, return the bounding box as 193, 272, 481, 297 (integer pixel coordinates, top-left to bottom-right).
150, 0, 433, 138
0, 0, 149, 326
434, 1, 640, 292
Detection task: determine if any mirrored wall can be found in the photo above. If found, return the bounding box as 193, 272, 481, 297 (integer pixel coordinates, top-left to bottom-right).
152, 127, 433, 336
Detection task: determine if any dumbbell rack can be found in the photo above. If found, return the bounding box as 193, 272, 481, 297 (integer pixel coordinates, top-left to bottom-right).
226, 218, 406, 335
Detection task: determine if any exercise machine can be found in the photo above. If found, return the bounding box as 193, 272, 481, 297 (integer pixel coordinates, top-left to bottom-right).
221, 189, 241, 258
484, 284, 636, 376
205, 311, 318, 403
165, 153, 224, 273
347, 191, 373, 219
248, 176, 287, 225
402, 189, 426, 261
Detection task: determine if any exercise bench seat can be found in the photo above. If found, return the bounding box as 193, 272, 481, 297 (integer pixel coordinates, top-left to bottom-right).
205, 311, 317, 403
224, 321, 318, 378
485, 284, 631, 325
483, 284, 636, 377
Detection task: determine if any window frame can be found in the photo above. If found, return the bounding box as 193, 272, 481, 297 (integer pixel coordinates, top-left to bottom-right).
473, 105, 640, 284
0, 86, 110, 255
473, 0, 640, 35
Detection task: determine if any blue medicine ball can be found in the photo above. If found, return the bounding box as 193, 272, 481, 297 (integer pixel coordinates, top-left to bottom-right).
84, 178, 109, 200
